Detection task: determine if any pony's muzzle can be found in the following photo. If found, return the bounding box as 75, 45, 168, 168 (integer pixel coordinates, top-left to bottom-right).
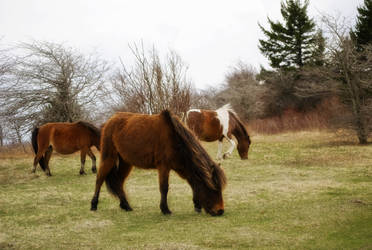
209, 209, 224, 216
209, 202, 224, 216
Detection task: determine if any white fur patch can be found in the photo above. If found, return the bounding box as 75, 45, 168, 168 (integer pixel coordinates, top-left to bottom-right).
188, 109, 201, 113
216, 104, 230, 136
186, 109, 201, 119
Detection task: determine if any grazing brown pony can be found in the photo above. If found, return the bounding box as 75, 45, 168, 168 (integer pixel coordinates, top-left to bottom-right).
31, 121, 100, 176
185, 104, 251, 160
90, 110, 227, 216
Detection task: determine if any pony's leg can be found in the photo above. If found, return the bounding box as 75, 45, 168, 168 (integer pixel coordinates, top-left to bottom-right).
192, 189, 202, 213
79, 149, 87, 175
158, 166, 171, 214
116, 156, 133, 211
32, 144, 47, 174
223, 136, 236, 159
90, 157, 116, 211
217, 138, 224, 160
32, 154, 41, 173
43, 146, 53, 176
87, 148, 97, 173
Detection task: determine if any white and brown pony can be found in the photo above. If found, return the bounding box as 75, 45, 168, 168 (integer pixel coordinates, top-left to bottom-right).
185, 104, 251, 160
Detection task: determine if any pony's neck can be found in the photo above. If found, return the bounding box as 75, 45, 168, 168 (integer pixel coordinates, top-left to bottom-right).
174, 158, 215, 192
232, 126, 248, 143
229, 114, 249, 144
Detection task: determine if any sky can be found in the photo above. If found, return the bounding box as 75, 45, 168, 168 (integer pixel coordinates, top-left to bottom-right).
0, 0, 364, 90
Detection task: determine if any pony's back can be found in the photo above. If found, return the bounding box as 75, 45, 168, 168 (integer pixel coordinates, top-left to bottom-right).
101, 112, 172, 168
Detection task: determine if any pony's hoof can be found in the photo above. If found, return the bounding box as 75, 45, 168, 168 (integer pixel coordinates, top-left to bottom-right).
91, 168, 97, 174
91, 200, 98, 211
222, 153, 230, 159
46, 173, 52, 177
161, 209, 172, 215
194, 207, 202, 213
80, 171, 86, 175
160, 204, 172, 215
120, 202, 133, 211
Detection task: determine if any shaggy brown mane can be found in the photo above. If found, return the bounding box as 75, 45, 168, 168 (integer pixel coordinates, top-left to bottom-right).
228, 111, 249, 138
77, 121, 101, 139
161, 110, 226, 190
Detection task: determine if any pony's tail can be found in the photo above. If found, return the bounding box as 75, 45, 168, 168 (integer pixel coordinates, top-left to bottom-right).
105, 156, 126, 198
31, 127, 46, 171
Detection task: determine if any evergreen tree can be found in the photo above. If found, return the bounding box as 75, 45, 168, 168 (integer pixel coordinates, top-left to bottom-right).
351, 0, 372, 50
258, 0, 321, 70
309, 30, 326, 66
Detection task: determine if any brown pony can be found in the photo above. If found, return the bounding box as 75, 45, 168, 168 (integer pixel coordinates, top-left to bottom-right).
90, 110, 227, 216
185, 104, 251, 160
31, 121, 100, 176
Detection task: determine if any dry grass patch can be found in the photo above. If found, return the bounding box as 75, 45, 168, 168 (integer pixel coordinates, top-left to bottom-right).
0, 131, 371, 249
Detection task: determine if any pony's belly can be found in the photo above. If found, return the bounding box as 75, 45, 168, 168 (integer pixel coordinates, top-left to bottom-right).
134, 164, 157, 170
200, 134, 220, 142
52, 144, 79, 154
118, 150, 159, 169
55, 148, 78, 154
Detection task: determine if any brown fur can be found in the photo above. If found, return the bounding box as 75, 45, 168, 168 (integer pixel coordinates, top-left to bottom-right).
91, 110, 226, 216
186, 111, 223, 142
31, 121, 100, 176
186, 108, 251, 159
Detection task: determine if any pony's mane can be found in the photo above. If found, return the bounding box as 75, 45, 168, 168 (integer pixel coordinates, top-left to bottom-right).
216, 103, 236, 115
161, 110, 226, 190
228, 111, 250, 139
76, 121, 101, 138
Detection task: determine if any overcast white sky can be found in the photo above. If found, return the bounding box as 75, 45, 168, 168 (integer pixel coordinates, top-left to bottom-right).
0, 0, 364, 89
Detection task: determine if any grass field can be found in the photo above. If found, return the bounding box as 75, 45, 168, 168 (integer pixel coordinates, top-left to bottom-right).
0, 131, 372, 249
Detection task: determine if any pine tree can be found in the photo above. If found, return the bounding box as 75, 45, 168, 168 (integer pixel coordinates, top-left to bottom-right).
351, 0, 372, 50
258, 0, 321, 70
309, 30, 325, 66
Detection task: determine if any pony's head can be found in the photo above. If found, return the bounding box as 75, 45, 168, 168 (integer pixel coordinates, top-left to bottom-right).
77, 121, 101, 151
228, 111, 251, 160
237, 134, 251, 160
192, 162, 226, 216
162, 110, 227, 216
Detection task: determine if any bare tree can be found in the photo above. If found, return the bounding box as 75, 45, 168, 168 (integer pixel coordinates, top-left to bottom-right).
295, 14, 372, 144
189, 87, 218, 110
325, 15, 372, 144
0, 41, 109, 139
110, 43, 192, 116
0, 39, 18, 145
211, 62, 267, 120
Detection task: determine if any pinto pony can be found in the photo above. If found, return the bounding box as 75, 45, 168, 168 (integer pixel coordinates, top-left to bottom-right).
90, 110, 227, 216
185, 104, 251, 160
31, 121, 100, 176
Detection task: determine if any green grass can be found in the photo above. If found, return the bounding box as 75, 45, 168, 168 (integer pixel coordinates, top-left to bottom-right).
0, 131, 372, 249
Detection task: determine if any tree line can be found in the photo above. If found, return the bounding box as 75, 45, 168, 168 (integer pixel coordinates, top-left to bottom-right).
212, 0, 372, 144
0, 0, 371, 145
0, 41, 194, 146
